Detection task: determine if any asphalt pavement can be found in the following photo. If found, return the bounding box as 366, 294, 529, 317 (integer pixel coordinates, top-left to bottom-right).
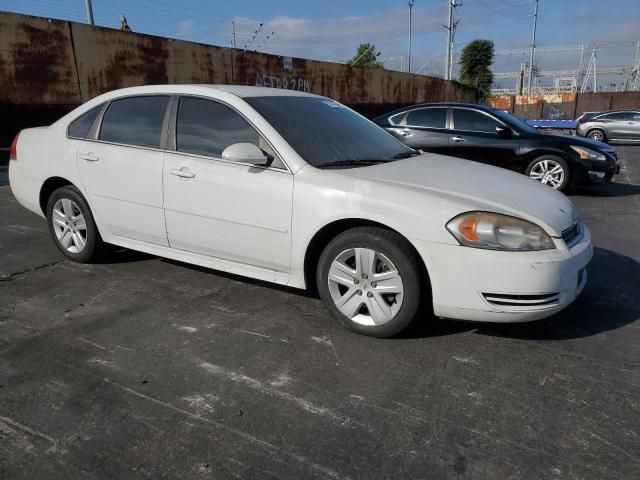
1, 148, 639, 479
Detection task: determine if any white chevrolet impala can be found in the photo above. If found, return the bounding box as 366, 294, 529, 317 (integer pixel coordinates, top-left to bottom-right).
9, 85, 592, 337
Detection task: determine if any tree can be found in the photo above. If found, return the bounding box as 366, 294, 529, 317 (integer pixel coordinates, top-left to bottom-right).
458, 39, 495, 96
348, 43, 383, 68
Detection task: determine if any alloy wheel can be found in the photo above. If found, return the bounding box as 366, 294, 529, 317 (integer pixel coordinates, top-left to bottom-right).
529, 159, 565, 189
589, 130, 604, 142
327, 247, 404, 326
52, 198, 88, 253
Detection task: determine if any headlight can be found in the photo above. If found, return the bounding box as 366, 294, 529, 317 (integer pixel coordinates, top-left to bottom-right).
571, 145, 606, 161
446, 212, 556, 251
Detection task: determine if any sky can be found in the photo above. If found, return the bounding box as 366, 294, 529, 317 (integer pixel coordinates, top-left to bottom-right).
2, 0, 639, 88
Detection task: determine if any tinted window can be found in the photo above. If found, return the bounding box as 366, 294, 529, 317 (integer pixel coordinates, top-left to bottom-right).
100, 96, 169, 148
68, 104, 102, 139
176, 97, 260, 158
453, 109, 501, 133
599, 112, 632, 121
406, 108, 447, 128
245, 96, 412, 167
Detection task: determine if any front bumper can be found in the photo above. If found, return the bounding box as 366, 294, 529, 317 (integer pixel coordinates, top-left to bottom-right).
573, 153, 618, 186
413, 226, 593, 323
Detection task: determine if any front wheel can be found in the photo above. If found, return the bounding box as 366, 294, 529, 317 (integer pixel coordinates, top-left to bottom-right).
316, 226, 423, 337
587, 129, 606, 142
525, 155, 570, 191
46, 185, 106, 263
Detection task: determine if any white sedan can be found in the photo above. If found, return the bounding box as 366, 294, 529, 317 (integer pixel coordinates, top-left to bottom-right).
9, 85, 592, 337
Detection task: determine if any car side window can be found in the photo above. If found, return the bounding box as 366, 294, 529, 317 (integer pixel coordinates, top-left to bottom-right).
406, 108, 447, 129
176, 96, 285, 169
453, 109, 501, 133
99, 96, 170, 148
599, 112, 632, 121
67, 104, 103, 139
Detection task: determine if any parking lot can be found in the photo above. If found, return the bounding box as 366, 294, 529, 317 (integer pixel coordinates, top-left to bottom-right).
1, 147, 639, 479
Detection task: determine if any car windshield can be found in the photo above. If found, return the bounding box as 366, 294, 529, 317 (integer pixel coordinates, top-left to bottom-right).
244, 96, 414, 167
489, 108, 540, 134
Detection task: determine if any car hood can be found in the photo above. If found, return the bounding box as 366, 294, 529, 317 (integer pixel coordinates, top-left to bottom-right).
340, 153, 578, 237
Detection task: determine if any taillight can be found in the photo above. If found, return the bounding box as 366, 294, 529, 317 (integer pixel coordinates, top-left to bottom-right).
10, 132, 19, 161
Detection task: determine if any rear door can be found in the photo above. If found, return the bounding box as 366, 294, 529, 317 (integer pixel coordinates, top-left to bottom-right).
76, 95, 170, 246
387, 107, 450, 152
627, 112, 640, 139
447, 107, 521, 171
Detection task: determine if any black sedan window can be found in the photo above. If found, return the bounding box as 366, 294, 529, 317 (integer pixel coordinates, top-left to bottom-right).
406, 108, 447, 128
453, 108, 501, 133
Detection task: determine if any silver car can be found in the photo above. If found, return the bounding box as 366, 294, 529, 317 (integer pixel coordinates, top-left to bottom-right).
576, 110, 640, 143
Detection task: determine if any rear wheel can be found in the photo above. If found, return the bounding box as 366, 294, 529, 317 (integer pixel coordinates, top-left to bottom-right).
587, 128, 606, 142
316, 226, 423, 338
525, 155, 570, 192
46, 185, 106, 263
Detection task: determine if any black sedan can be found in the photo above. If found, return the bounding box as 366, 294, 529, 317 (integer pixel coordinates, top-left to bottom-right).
374, 103, 619, 192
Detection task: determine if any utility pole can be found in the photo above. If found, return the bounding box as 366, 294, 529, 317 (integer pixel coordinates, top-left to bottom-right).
444, 1, 460, 80
527, 0, 539, 95
232, 21, 236, 48
85, 0, 94, 25
407, 0, 414, 73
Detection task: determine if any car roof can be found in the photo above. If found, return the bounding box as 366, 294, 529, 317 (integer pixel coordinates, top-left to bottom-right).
92, 84, 322, 101
373, 102, 494, 121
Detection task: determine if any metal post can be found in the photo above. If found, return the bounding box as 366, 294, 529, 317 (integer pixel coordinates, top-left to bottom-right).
408, 1, 414, 74
593, 49, 597, 92
527, 0, 539, 95
232, 21, 236, 48
85, 0, 94, 26
444, 0, 453, 80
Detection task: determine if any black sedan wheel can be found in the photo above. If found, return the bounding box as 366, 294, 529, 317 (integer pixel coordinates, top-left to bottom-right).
525, 155, 570, 191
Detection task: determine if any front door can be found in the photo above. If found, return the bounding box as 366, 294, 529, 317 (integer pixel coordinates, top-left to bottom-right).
447, 107, 521, 172
76, 95, 171, 246
162, 96, 293, 272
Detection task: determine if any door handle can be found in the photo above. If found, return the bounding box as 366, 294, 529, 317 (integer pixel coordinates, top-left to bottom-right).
451, 136, 467, 143
398, 129, 412, 136
79, 152, 99, 162
170, 167, 195, 179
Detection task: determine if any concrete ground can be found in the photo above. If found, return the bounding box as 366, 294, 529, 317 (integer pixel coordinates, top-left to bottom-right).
1, 149, 639, 480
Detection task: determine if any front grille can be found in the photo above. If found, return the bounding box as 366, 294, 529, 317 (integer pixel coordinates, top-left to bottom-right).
562, 222, 582, 248
482, 292, 561, 307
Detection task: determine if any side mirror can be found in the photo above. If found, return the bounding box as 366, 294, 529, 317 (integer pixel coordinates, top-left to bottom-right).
221, 143, 269, 166
496, 125, 512, 138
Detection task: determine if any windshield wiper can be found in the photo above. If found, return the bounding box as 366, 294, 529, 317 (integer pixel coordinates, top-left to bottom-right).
391, 150, 421, 159
317, 159, 392, 169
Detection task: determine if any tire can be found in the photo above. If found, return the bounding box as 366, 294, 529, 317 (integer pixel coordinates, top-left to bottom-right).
525, 155, 570, 192
46, 185, 106, 263
316, 226, 423, 338
587, 128, 606, 142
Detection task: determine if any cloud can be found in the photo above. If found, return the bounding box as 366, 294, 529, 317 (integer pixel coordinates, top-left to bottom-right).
177, 20, 194, 36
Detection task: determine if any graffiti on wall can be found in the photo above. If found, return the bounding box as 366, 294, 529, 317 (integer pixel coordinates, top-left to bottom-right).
255, 72, 311, 92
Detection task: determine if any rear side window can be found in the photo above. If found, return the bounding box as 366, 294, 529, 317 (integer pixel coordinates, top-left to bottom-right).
406, 108, 447, 128
453, 108, 501, 133
598, 112, 632, 121
67, 104, 102, 139
99, 96, 169, 148
176, 97, 260, 158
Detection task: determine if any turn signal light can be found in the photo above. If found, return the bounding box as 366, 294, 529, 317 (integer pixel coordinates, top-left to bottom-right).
458, 218, 479, 241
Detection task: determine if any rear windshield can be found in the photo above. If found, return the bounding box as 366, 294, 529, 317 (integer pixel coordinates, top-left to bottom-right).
244, 96, 412, 167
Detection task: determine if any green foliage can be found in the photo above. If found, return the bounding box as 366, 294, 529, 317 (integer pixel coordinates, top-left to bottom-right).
348, 43, 383, 68
459, 39, 495, 96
